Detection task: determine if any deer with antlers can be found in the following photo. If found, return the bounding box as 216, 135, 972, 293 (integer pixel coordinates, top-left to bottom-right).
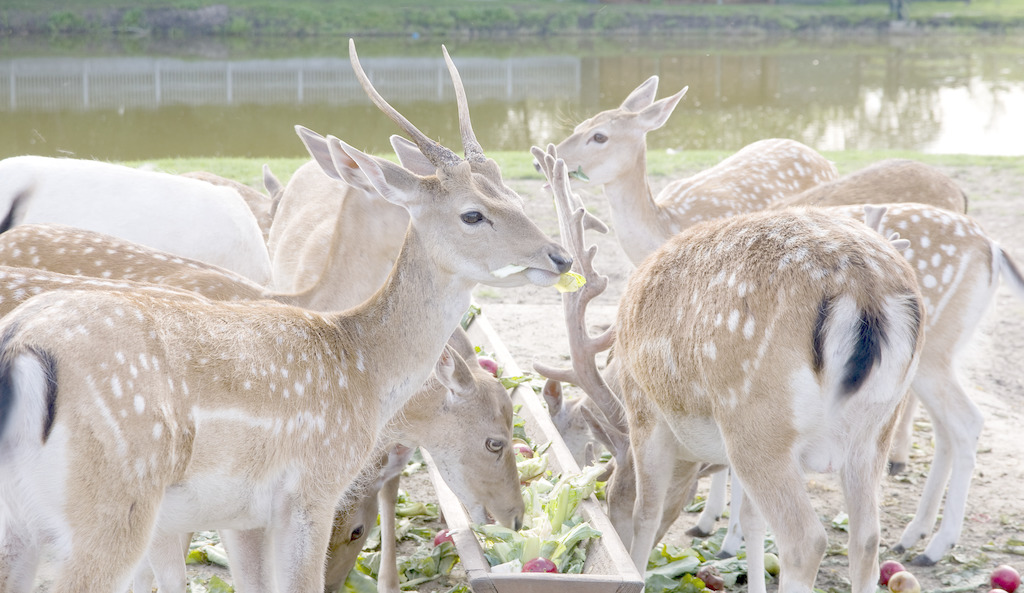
0, 40, 570, 593
535, 144, 924, 593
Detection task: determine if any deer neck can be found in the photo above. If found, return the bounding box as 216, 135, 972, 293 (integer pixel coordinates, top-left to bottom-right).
601, 148, 673, 265
330, 225, 473, 430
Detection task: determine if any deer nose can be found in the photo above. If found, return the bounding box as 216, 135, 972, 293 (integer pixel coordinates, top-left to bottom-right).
512, 513, 523, 532
550, 249, 573, 274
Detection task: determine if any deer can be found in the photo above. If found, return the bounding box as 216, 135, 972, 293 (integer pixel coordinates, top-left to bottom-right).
0, 258, 521, 593
544, 75, 839, 265
539, 139, 1024, 567
266, 125, 434, 304
181, 166, 283, 242
0, 39, 571, 593
534, 143, 924, 593
771, 158, 968, 214
0, 154, 273, 285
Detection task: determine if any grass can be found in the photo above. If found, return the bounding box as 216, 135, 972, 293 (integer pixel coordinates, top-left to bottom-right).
6, 0, 1024, 38
126, 151, 1024, 190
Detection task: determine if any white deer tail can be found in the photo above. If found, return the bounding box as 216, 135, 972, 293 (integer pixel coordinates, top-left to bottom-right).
0, 326, 58, 454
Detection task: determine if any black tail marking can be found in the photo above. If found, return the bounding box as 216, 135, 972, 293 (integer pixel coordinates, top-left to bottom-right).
0, 324, 59, 444
812, 296, 831, 375
841, 308, 888, 396
0, 188, 30, 235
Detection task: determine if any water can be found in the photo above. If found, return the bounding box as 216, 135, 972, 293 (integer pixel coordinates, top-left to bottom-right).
2, 34, 1023, 160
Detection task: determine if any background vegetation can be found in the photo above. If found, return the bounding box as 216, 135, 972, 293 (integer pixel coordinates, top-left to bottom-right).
4, 0, 1024, 39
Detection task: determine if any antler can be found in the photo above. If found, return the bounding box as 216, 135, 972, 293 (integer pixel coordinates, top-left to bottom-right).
863, 204, 911, 252
348, 39, 461, 169
441, 46, 486, 164
531, 143, 629, 453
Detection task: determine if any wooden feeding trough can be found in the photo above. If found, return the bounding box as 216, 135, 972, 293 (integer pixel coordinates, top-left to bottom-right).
425, 311, 644, 593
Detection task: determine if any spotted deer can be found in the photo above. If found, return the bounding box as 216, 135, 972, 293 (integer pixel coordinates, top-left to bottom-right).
546, 75, 838, 265
771, 158, 968, 214
534, 144, 924, 593
0, 40, 570, 593
0, 155, 272, 285
0, 262, 521, 592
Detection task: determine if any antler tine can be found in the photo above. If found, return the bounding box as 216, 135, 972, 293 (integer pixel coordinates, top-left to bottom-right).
441, 45, 486, 164
530, 144, 628, 442
863, 204, 911, 252
348, 39, 461, 169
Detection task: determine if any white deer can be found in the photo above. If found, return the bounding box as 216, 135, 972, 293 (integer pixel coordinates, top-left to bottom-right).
0, 40, 571, 593
535, 144, 924, 593
0, 155, 273, 285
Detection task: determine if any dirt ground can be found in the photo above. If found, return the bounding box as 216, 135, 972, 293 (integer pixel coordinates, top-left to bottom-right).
476, 163, 1024, 593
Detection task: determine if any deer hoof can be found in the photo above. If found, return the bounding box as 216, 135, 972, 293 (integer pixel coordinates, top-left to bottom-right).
685, 526, 712, 538
891, 543, 907, 555
715, 549, 737, 560
909, 553, 939, 567
888, 461, 907, 475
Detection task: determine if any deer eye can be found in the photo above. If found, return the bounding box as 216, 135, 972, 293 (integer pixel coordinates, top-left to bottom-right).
592, 133, 608, 144
461, 211, 485, 225
349, 525, 364, 541
485, 438, 504, 453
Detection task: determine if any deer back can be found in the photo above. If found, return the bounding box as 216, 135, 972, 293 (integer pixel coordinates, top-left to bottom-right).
774, 159, 968, 213
0, 155, 272, 285
616, 208, 923, 453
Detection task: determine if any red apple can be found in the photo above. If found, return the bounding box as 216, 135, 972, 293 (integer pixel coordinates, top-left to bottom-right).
888, 571, 921, 593
991, 565, 1021, 593
477, 356, 499, 377
433, 528, 454, 546
522, 557, 558, 573
513, 441, 534, 458
696, 565, 725, 590
879, 560, 907, 585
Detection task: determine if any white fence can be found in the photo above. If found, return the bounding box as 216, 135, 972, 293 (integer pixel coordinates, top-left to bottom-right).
0, 55, 582, 112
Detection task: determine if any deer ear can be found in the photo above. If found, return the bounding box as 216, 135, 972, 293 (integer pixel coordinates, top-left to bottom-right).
329, 137, 422, 208
295, 125, 355, 184
636, 86, 688, 133
390, 135, 437, 176
542, 378, 563, 416
620, 76, 660, 111
434, 344, 475, 397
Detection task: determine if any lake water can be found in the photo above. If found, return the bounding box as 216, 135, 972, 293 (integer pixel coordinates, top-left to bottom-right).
2, 33, 1023, 160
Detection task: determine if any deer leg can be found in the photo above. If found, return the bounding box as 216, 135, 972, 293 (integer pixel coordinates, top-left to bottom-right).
738, 488, 767, 593
0, 518, 40, 593
888, 392, 919, 475
377, 473, 403, 593
686, 467, 728, 538
718, 470, 745, 558
897, 368, 983, 565
840, 440, 887, 593
52, 500, 159, 593
731, 457, 824, 593
628, 417, 690, 571
144, 531, 189, 592
221, 528, 272, 593
605, 448, 637, 548
270, 496, 335, 593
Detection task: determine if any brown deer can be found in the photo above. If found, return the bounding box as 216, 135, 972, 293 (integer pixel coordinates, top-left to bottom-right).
0, 40, 570, 593
535, 144, 924, 593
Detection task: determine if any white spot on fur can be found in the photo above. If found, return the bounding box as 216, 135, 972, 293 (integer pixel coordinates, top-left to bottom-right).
743, 316, 756, 340
134, 395, 145, 414
727, 309, 740, 332
923, 274, 937, 288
